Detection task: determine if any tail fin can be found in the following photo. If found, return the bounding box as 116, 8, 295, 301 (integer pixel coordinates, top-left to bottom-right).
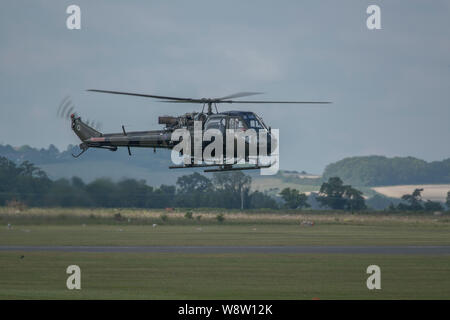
71, 114, 102, 141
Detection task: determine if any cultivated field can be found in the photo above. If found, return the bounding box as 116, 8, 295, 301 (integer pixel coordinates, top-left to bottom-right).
251, 177, 320, 194
372, 184, 450, 202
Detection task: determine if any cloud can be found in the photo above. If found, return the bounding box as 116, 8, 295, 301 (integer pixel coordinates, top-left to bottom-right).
0, 0, 449, 173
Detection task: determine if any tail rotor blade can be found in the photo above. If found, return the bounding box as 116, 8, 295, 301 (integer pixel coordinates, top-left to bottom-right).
57, 96, 70, 117
65, 106, 75, 119
59, 99, 72, 118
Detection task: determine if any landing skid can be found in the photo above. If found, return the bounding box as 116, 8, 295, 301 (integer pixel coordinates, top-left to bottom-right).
169, 163, 226, 169
204, 163, 272, 172
71, 145, 118, 158
71, 147, 88, 158
169, 162, 274, 172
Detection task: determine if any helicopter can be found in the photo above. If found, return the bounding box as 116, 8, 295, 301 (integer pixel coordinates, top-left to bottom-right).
67, 89, 330, 172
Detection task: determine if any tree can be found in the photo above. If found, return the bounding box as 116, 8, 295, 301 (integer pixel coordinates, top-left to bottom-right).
44, 178, 84, 207
154, 185, 176, 208
213, 171, 251, 193
343, 187, 367, 211
0, 156, 51, 206
316, 177, 366, 211
212, 172, 252, 209
447, 191, 450, 210
116, 179, 152, 208
280, 188, 309, 209
18, 160, 48, 179
85, 178, 119, 207
366, 194, 399, 211
316, 177, 347, 210
175, 173, 213, 208
400, 188, 424, 211
71, 176, 85, 189
423, 200, 443, 212
176, 172, 213, 194
249, 191, 278, 209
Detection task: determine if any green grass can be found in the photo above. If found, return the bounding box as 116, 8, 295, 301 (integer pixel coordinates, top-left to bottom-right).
1, 206, 449, 226
1, 209, 450, 299
2, 224, 450, 246
1, 252, 449, 299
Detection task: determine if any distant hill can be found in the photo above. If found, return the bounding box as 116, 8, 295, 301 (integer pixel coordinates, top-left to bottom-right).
0, 144, 185, 186
0, 144, 170, 167
323, 156, 450, 186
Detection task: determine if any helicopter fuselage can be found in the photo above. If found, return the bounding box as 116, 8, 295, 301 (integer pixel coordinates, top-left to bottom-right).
71, 110, 275, 162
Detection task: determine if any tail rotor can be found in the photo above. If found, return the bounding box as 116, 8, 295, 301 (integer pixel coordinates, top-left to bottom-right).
56, 96, 102, 131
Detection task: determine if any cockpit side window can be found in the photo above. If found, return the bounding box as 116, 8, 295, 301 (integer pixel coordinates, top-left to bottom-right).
205, 116, 226, 131
228, 117, 245, 130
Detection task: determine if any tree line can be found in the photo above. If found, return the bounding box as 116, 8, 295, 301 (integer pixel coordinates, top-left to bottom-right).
0, 156, 276, 209
1, 156, 448, 212
389, 188, 447, 212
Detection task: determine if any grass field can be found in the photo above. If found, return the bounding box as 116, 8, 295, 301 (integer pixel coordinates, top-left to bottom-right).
1, 208, 449, 299
1, 207, 449, 226
1, 252, 449, 299
2, 224, 450, 247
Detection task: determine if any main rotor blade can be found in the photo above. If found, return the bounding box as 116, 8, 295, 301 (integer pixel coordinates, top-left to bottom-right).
159, 100, 331, 104
220, 100, 332, 104
157, 100, 202, 103
88, 89, 331, 105
215, 92, 264, 101
87, 89, 205, 102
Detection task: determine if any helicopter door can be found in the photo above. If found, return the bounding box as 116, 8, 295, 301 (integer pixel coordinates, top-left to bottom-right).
228, 117, 245, 131
227, 117, 247, 158
205, 116, 226, 135
203, 116, 227, 159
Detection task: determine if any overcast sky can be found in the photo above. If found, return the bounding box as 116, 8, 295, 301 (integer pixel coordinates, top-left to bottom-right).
0, 1, 449, 173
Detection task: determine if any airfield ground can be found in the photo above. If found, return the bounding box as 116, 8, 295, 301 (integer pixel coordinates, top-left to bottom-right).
0, 208, 449, 299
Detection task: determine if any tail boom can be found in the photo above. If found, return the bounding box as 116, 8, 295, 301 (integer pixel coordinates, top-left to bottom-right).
71, 115, 173, 156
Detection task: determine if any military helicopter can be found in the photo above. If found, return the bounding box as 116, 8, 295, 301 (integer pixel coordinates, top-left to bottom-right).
67, 89, 330, 172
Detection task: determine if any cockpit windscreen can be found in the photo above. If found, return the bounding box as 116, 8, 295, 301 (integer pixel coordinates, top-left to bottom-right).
242, 113, 267, 130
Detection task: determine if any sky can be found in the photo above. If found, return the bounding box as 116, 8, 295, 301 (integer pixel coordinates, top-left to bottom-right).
0, 0, 449, 173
